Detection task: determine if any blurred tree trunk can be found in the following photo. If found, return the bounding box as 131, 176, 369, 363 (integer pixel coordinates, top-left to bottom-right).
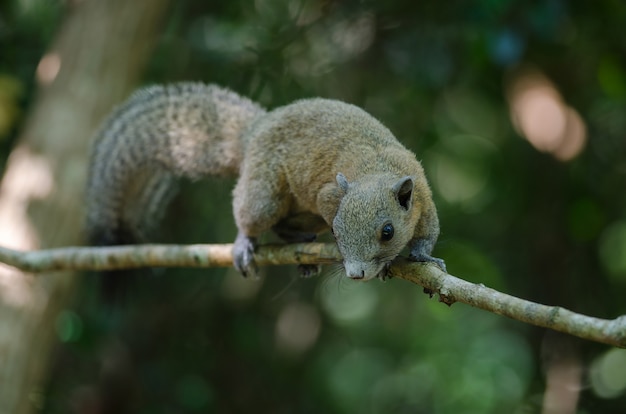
0, 0, 170, 412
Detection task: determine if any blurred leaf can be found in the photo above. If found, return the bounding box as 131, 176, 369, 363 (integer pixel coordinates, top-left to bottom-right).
598, 220, 626, 283
567, 198, 606, 242
598, 57, 626, 100
436, 239, 504, 290
176, 375, 214, 411
0, 74, 23, 139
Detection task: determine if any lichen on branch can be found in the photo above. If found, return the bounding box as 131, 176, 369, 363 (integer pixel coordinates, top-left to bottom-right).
0, 242, 624, 348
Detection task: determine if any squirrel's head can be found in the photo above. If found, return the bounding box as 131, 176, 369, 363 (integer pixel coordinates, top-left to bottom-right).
332, 172, 420, 281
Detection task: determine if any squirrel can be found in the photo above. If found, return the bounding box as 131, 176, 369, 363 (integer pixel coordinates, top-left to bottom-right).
86, 82, 445, 285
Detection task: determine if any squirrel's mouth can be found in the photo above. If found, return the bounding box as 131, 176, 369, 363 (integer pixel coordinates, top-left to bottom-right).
344, 260, 391, 281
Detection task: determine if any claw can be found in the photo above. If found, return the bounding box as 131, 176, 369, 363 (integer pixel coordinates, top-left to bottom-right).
298, 264, 321, 278
409, 252, 446, 273
233, 233, 258, 278
377, 262, 393, 281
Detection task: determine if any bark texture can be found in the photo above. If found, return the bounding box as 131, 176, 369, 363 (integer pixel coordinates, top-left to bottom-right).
0, 242, 623, 348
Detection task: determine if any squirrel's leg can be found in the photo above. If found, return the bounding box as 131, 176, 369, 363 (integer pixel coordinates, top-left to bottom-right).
408, 238, 446, 271
278, 233, 322, 278
273, 226, 320, 278
408, 198, 446, 272
231, 168, 289, 278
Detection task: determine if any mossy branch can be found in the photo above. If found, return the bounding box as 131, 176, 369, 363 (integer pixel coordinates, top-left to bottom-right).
0, 243, 624, 348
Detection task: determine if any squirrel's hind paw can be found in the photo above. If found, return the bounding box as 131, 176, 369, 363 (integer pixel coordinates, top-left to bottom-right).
297, 264, 321, 278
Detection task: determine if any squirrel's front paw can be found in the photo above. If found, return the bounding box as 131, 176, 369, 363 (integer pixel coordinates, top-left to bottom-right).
376, 262, 393, 281
233, 233, 258, 278
409, 251, 447, 273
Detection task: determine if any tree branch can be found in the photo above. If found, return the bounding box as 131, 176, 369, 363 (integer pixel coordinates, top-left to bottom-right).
0, 243, 623, 348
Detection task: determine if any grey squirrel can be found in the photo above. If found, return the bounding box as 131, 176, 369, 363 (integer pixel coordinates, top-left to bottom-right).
86, 82, 445, 284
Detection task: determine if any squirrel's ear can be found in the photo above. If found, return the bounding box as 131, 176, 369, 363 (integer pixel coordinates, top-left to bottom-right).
318, 182, 345, 225
336, 172, 350, 193
393, 176, 414, 210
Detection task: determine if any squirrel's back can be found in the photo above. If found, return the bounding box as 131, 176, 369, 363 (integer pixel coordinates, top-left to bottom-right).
242, 98, 424, 213
86, 83, 265, 245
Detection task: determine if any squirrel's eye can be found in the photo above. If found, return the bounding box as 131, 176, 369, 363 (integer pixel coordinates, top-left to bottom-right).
381, 223, 394, 242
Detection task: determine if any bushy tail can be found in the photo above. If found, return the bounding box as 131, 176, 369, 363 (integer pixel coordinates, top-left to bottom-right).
84, 83, 265, 300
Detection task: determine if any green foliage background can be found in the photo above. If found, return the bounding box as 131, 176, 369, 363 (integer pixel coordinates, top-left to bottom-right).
2, 0, 626, 412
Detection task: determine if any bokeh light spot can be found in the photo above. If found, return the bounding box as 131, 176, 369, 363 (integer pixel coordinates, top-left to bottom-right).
441, 89, 500, 140
36, 53, 61, 85
275, 302, 321, 355
591, 348, 626, 399
508, 67, 587, 161
327, 348, 392, 412
490, 29, 525, 67
56, 310, 83, 343
598, 220, 626, 282
432, 152, 488, 205
319, 281, 379, 325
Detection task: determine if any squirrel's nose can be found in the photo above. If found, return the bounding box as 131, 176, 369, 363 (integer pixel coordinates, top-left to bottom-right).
344, 261, 372, 280
345, 265, 365, 280
346, 270, 365, 280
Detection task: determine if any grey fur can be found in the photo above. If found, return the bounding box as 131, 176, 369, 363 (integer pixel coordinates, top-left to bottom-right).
86, 83, 265, 244
86, 82, 445, 280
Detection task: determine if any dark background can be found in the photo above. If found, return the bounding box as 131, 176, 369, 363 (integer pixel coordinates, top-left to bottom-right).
1, 0, 625, 413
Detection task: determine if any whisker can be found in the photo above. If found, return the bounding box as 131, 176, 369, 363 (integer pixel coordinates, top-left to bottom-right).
270, 273, 300, 301
319, 263, 345, 293
377, 254, 398, 264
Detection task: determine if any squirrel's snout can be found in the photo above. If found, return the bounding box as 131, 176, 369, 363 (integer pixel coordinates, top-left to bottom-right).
347, 270, 365, 280
344, 261, 377, 281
